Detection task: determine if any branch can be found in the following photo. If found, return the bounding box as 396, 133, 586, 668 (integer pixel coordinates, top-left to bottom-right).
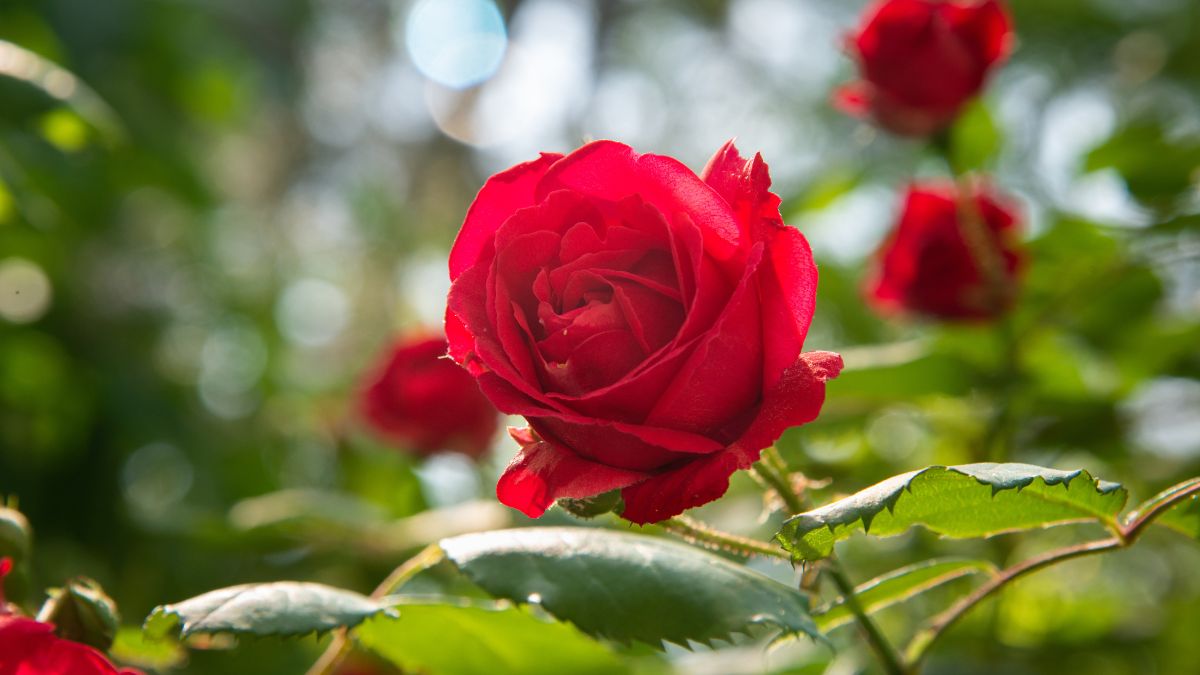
1120, 478, 1200, 543
660, 515, 790, 559
306, 544, 445, 675
904, 537, 1121, 667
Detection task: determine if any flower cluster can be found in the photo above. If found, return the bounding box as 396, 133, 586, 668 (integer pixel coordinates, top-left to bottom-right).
838, 0, 1024, 321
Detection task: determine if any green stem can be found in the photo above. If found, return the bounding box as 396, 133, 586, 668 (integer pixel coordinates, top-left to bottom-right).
904, 537, 1121, 668
660, 516, 790, 559
754, 455, 907, 674
827, 559, 909, 675
306, 544, 445, 675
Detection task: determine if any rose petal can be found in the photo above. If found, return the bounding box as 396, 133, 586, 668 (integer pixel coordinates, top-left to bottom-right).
731, 350, 845, 463
619, 451, 741, 525
449, 152, 563, 281
496, 434, 648, 518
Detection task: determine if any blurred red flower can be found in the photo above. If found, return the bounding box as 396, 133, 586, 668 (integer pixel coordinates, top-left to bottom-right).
867, 181, 1023, 320
835, 0, 1013, 136
446, 140, 841, 524
0, 559, 140, 675
358, 335, 498, 458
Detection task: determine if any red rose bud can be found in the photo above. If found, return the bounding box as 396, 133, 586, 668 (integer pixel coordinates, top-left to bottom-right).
358, 335, 499, 458
867, 181, 1023, 320
834, 0, 1013, 136
447, 140, 843, 524
0, 561, 141, 675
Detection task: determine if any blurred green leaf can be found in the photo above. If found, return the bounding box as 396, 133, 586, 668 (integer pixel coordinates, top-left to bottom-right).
439, 527, 823, 647
144, 582, 394, 639
777, 464, 1127, 561
1085, 118, 1200, 207
355, 603, 626, 675
110, 627, 187, 671
950, 100, 1002, 172
815, 558, 997, 632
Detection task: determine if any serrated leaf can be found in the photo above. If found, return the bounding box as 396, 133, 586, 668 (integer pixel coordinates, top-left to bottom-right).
814, 558, 996, 632
777, 464, 1126, 561
144, 582, 394, 639
355, 603, 626, 675
438, 527, 823, 647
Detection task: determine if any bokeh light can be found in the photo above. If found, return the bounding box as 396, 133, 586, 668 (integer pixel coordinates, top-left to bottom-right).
405, 0, 507, 90
0, 257, 52, 324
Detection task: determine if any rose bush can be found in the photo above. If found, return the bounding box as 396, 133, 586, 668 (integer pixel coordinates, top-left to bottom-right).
867, 181, 1023, 320
358, 335, 498, 458
834, 0, 1013, 136
446, 140, 842, 524
0, 559, 139, 675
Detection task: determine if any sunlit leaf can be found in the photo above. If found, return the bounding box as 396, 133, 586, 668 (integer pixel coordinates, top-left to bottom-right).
777, 464, 1126, 561
355, 603, 626, 675
814, 558, 996, 631
144, 582, 394, 639
439, 527, 823, 647
110, 627, 187, 671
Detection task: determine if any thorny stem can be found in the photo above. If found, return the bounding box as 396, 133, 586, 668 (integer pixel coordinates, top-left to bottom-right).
661, 515, 790, 559
754, 455, 907, 675
306, 544, 445, 675
905, 476, 1200, 670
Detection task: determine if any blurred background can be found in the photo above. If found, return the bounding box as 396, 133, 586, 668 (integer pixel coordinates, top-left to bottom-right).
1, 0, 1198, 673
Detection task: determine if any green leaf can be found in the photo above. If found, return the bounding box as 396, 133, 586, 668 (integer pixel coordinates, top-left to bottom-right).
1156, 495, 1200, 540
355, 603, 627, 675
438, 527, 823, 647
777, 464, 1126, 561
1132, 478, 1200, 540
109, 627, 187, 671
144, 582, 394, 639
949, 100, 1002, 172
814, 558, 997, 632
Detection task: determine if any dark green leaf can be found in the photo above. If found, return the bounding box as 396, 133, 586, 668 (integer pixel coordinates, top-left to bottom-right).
777, 464, 1126, 561
144, 582, 394, 639
815, 558, 996, 631
439, 527, 823, 647
355, 603, 626, 675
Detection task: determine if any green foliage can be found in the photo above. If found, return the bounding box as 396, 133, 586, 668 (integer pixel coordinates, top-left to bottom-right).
144, 582, 394, 639
815, 558, 997, 632
1085, 117, 1200, 207
109, 627, 187, 672
1156, 495, 1200, 540
439, 527, 823, 647
355, 603, 627, 675
949, 100, 1002, 172
777, 464, 1126, 561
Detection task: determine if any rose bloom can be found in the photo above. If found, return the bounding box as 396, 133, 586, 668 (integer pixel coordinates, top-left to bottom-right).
834, 0, 1014, 136
0, 559, 140, 675
867, 181, 1022, 320
446, 140, 842, 524
358, 335, 498, 458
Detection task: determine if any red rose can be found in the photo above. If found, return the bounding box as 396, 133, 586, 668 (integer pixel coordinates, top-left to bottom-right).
446, 140, 842, 524
834, 0, 1013, 136
358, 335, 498, 458
0, 559, 139, 675
867, 181, 1022, 320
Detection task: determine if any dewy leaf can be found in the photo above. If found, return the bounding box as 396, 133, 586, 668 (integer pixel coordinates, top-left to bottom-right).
777, 463, 1126, 561
814, 558, 997, 632
438, 527, 823, 647
144, 582, 394, 639
355, 603, 626, 675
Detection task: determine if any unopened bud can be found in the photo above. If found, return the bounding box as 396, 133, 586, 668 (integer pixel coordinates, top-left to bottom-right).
37, 577, 121, 650
0, 506, 31, 565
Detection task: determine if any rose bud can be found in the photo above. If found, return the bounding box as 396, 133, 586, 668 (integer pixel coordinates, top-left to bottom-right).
867, 181, 1023, 320
834, 0, 1014, 136
446, 140, 843, 524
358, 335, 499, 459
0, 559, 142, 675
